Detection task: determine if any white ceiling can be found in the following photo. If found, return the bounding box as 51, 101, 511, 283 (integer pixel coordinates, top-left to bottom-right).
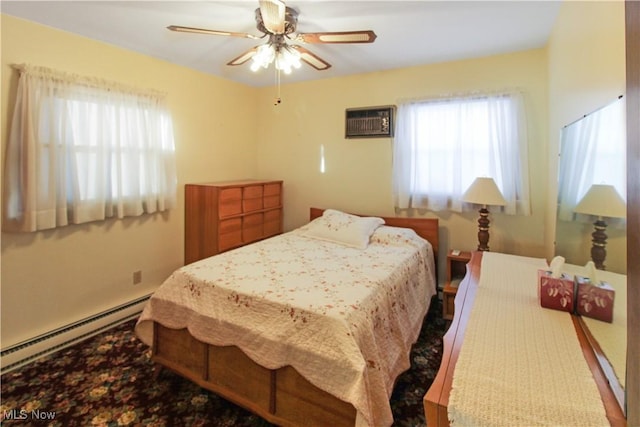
1, 1, 561, 88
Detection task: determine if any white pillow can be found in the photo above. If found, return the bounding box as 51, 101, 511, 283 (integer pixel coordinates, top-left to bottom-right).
370, 225, 421, 246
299, 209, 385, 249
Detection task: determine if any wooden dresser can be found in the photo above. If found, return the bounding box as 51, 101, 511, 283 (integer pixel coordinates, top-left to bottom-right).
184, 180, 283, 264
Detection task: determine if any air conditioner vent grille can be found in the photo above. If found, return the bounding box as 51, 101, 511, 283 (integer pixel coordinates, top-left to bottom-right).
345, 105, 395, 138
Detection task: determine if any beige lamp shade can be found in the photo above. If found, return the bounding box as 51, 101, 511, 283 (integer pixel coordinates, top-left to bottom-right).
574, 184, 626, 219
462, 177, 507, 207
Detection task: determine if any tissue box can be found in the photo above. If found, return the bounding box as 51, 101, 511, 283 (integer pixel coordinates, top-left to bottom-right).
538, 270, 576, 312
575, 275, 615, 323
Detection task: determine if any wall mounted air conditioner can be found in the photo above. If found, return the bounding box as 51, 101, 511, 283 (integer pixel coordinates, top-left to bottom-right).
345, 105, 395, 139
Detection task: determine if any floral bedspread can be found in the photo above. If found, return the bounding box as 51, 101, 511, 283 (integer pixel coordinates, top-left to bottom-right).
135, 225, 436, 427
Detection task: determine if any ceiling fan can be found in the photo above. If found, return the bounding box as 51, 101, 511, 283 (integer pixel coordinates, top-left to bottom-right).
167, 0, 377, 74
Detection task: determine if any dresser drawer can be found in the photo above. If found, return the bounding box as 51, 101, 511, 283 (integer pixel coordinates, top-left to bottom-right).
263, 195, 280, 209
242, 213, 264, 243
243, 185, 264, 199
243, 196, 263, 213
263, 183, 281, 208
218, 218, 242, 251
243, 185, 264, 212
264, 183, 281, 196
264, 209, 281, 222
219, 217, 241, 233
263, 209, 282, 237
219, 188, 242, 218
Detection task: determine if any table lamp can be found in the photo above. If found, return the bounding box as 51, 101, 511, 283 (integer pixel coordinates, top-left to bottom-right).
574, 184, 626, 270
461, 177, 507, 251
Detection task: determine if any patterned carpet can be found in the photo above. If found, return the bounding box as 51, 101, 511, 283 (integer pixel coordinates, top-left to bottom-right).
1, 299, 446, 427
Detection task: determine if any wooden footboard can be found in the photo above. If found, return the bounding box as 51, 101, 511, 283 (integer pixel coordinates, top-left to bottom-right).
152, 322, 357, 427
423, 251, 626, 427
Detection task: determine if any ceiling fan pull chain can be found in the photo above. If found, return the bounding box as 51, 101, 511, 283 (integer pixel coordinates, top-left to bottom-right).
274, 67, 282, 105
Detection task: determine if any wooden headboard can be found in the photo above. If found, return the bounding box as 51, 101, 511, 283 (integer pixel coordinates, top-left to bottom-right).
309, 207, 439, 262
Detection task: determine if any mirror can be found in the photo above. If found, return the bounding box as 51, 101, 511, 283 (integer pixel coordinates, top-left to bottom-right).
556, 97, 627, 272
555, 96, 627, 410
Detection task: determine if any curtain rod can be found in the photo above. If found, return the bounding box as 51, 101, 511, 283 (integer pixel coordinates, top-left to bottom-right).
396, 87, 524, 105
562, 94, 624, 129
10, 63, 167, 99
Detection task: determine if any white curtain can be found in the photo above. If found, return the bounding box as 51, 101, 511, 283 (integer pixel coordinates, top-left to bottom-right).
3, 65, 177, 232
557, 97, 626, 223
392, 91, 530, 215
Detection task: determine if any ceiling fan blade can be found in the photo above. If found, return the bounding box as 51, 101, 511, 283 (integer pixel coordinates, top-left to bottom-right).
167, 25, 261, 40
290, 45, 331, 70
295, 30, 377, 44
259, 0, 286, 34
227, 47, 259, 66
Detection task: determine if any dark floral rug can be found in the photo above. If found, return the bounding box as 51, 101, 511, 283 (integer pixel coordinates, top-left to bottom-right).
1, 299, 446, 427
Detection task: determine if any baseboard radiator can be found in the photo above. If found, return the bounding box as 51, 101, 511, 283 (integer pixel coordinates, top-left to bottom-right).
1, 294, 151, 374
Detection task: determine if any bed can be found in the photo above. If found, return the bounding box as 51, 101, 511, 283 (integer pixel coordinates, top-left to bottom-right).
424, 251, 626, 427
135, 208, 439, 427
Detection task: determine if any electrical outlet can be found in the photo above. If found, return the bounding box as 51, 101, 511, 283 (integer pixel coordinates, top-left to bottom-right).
133, 270, 142, 285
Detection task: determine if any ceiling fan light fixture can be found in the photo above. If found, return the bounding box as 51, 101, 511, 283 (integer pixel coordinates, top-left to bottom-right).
250, 43, 276, 71
275, 45, 302, 74
249, 41, 302, 74
250, 60, 264, 72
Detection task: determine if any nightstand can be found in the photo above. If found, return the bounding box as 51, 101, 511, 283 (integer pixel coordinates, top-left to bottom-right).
443, 250, 472, 320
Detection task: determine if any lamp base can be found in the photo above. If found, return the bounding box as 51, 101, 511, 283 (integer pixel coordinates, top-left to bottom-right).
476, 207, 491, 251
590, 219, 608, 270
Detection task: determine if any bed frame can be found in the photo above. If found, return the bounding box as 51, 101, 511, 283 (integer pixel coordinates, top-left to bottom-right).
151, 208, 439, 426
424, 251, 627, 427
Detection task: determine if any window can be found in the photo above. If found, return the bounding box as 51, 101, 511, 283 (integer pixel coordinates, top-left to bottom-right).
392, 91, 530, 215
3, 65, 177, 232
557, 97, 626, 223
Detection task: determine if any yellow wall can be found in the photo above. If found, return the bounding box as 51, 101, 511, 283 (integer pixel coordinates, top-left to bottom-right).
256, 49, 550, 271
0, 15, 258, 346
547, 0, 626, 273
